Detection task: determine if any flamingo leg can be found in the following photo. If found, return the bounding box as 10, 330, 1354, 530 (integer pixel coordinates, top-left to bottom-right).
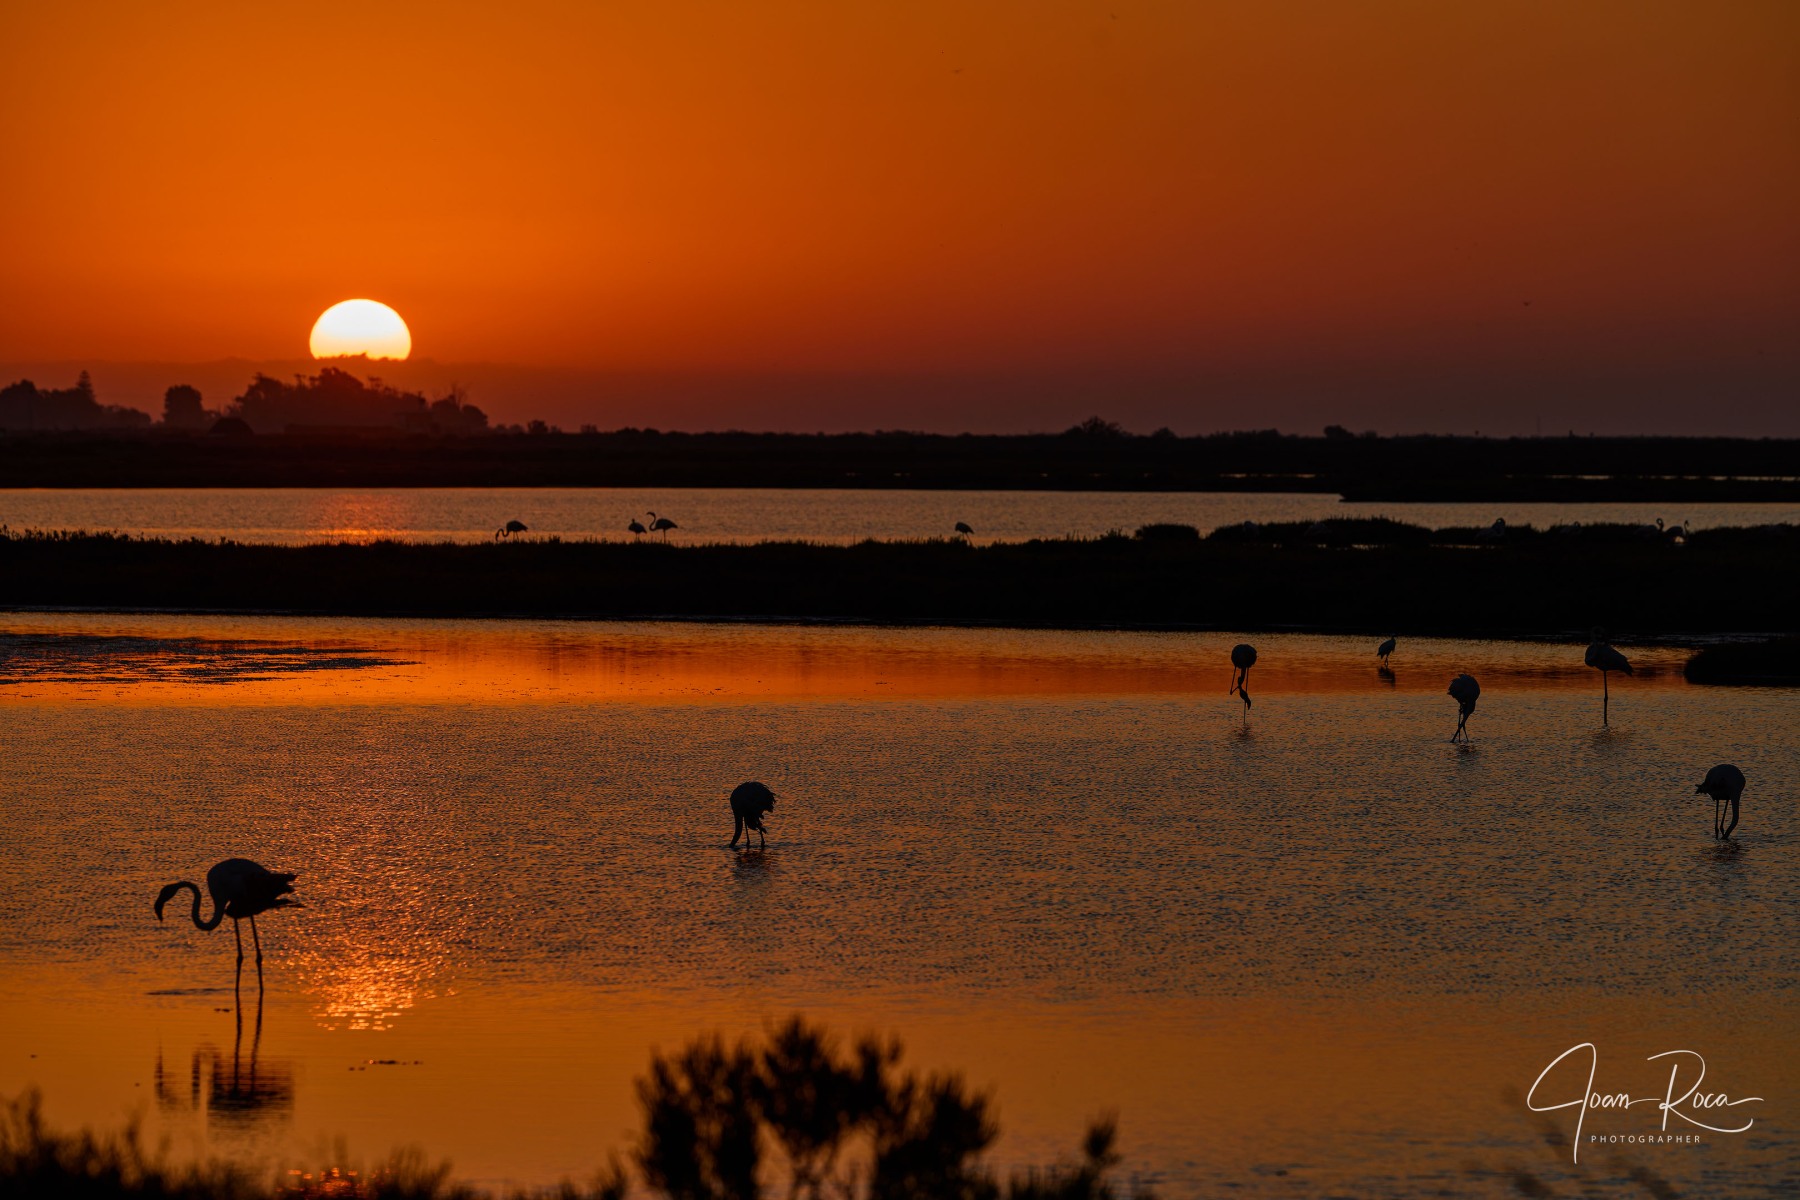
1723, 793, 1740, 840
250, 915, 264, 989
232, 919, 244, 1000
731, 814, 743, 848
1602, 671, 1609, 725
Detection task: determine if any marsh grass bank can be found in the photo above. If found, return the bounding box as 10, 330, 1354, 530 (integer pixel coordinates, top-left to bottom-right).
2, 521, 1796, 636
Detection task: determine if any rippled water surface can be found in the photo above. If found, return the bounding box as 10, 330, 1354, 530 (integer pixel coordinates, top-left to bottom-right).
4, 487, 1796, 544
1, 613, 1794, 1196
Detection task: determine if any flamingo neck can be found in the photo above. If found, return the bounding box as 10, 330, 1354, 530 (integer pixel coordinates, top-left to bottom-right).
189, 882, 225, 930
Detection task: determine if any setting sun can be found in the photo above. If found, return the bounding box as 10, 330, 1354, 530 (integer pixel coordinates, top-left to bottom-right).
309, 299, 412, 361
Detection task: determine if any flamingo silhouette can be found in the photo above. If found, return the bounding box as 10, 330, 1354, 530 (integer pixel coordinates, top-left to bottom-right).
647, 512, 678, 540
1584, 628, 1632, 725
495, 519, 528, 540
1377, 635, 1397, 666
1447, 674, 1480, 742
1229, 643, 1257, 715
627, 517, 647, 538
955, 521, 974, 538
1695, 764, 1745, 840
155, 858, 298, 991
729, 781, 776, 849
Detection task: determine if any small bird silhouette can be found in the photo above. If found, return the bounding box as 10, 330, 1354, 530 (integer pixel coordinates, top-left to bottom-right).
1694, 764, 1745, 840
1377, 635, 1397, 666
647, 512, 678, 540
1447, 674, 1480, 742
729, 781, 777, 849
495, 519, 528, 540
627, 517, 647, 537
1584, 628, 1632, 725
155, 859, 298, 991
1229, 643, 1257, 714
955, 521, 974, 537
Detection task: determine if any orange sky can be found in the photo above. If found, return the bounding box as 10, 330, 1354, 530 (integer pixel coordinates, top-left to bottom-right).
2, 1, 1796, 433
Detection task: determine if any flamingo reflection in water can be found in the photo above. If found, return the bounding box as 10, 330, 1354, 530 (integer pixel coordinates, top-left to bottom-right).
155, 989, 294, 1131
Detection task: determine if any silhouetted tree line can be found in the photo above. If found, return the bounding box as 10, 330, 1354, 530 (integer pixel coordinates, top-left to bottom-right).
4, 387, 1798, 495
0, 372, 150, 431
2, 369, 488, 436
228, 368, 488, 435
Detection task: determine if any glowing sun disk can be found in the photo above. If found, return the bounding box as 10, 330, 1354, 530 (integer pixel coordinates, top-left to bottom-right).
310, 299, 412, 360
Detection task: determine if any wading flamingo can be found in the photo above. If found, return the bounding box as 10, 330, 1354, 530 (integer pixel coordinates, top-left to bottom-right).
1448, 674, 1480, 742
1584, 629, 1632, 725
1695, 764, 1745, 840
627, 517, 647, 537
495, 519, 528, 540
648, 512, 679, 540
955, 521, 974, 538
155, 859, 298, 991
729, 781, 777, 849
1229, 643, 1257, 715
1377, 635, 1397, 666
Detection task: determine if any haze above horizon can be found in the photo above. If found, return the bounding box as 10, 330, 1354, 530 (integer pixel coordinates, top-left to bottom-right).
2, 2, 1796, 435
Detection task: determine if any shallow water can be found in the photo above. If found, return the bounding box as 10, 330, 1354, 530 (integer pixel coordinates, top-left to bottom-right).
0, 613, 1794, 1196
3, 487, 1793, 544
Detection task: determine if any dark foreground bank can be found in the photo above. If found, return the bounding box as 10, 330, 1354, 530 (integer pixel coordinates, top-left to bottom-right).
4, 521, 1797, 636
5, 427, 1799, 498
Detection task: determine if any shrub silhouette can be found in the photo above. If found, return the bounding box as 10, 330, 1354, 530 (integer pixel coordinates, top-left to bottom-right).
636, 1018, 1137, 1200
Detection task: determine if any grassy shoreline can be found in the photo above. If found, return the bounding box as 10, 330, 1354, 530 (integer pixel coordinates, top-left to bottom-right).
4, 521, 1797, 640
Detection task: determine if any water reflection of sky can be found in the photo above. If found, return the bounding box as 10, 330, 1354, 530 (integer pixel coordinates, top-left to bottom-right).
0, 611, 1704, 705
0, 614, 1793, 1195
2, 486, 1796, 545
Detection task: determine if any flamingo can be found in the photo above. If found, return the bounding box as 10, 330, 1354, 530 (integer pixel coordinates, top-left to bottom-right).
1694, 764, 1745, 840
955, 521, 974, 537
1377, 635, 1397, 666
1584, 628, 1632, 725
627, 517, 647, 538
154, 858, 298, 991
647, 512, 678, 540
495, 519, 528, 540
1447, 674, 1480, 742
1475, 517, 1507, 542
729, 781, 777, 849
1229, 643, 1257, 714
